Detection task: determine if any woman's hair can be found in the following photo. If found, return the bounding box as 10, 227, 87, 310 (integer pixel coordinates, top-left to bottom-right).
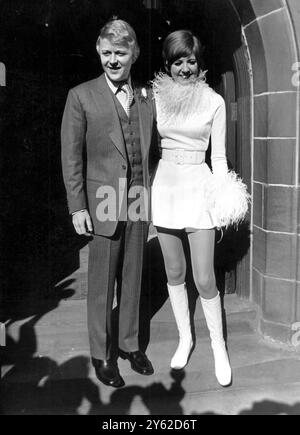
162, 30, 203, 73
96, 18, 140, 62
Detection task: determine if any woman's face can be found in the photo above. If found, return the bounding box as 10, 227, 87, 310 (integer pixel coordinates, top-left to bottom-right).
170, 53, 199, 84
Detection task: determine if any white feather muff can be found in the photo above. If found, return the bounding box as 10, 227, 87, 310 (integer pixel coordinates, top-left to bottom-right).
206, 171, 251, 228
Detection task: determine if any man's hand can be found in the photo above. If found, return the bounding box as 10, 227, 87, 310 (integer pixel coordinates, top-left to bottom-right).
72, 209, 93, 236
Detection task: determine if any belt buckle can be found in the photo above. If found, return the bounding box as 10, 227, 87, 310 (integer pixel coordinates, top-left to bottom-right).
175, 149, 185, 165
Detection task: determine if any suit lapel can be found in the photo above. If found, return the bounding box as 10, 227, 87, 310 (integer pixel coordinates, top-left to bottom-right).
93, 74, 127, 160
134, 88, 152, 162
91, 76, 152, 162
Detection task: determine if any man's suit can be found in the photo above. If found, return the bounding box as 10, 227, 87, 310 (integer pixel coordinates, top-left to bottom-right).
61, 73, 156, 359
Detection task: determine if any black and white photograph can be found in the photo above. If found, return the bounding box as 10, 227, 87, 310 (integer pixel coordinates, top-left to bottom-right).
0, 0, 300, 417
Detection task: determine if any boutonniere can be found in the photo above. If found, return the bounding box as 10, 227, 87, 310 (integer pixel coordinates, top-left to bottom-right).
141, 87, 147, 98
139, 87, 148, 102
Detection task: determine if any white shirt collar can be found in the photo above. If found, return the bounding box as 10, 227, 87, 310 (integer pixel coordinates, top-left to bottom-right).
105, 74, 133, 94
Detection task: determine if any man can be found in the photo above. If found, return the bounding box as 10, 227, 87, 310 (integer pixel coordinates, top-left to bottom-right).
61, 19, 156, 388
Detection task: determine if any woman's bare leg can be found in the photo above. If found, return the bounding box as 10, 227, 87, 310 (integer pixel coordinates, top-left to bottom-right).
156, 228, 192, 369
187, 229, 232, 386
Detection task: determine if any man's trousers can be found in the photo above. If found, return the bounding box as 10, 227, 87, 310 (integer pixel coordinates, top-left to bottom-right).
87, 220, 148, 360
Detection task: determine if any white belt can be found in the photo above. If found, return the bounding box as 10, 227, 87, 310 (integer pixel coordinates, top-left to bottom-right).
161, 148, 205, 165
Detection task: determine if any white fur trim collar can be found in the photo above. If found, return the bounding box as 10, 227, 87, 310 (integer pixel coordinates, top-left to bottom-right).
152, 72, 211, 123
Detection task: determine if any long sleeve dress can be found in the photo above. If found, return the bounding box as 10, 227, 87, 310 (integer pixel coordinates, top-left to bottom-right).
151, 73, 228, 229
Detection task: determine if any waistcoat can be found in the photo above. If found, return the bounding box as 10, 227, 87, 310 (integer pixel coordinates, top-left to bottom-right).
112, 94, 144, 187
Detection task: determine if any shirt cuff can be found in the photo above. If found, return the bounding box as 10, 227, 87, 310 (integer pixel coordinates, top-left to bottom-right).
72, 209, 87, 215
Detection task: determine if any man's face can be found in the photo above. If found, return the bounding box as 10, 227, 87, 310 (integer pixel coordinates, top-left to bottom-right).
98, 37, 135, 83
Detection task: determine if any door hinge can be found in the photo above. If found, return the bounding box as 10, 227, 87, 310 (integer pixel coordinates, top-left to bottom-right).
0, 322, 6, 346
0, 62, 6, 86
231, 102, 238, 122
230, 101, 238, 121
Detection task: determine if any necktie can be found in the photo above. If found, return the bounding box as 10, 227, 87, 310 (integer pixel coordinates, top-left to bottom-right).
118, 82, 134, 117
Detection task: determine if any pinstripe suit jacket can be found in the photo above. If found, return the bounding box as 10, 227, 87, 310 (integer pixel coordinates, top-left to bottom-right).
61, 73, 156, 236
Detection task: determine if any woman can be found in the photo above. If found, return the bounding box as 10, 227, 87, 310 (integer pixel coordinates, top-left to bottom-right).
151, 30, 249, 387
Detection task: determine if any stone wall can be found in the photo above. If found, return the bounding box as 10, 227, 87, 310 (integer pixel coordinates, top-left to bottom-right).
231, 0, 300, 344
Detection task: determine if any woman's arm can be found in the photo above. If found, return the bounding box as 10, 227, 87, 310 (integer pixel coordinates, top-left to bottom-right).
210, 96, 228, 176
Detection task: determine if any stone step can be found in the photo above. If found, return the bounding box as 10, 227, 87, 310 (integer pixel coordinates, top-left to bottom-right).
3, 295, 258, 363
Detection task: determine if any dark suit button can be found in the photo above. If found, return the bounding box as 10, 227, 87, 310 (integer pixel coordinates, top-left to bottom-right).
122, 165, 126, 170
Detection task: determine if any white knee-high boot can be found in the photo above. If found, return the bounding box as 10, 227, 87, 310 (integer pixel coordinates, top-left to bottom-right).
200, 292, 232, 386
167, 283, 193, 369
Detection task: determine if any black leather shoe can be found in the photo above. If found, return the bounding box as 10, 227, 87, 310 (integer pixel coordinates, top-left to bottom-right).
119, 350, 154, 375
92, 358, 125, 388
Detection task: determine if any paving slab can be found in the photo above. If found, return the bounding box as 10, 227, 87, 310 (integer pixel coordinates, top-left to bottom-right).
1, 296, 300, 415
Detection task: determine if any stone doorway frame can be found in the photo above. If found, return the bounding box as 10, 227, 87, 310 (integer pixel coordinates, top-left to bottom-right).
228, 0, 300, 345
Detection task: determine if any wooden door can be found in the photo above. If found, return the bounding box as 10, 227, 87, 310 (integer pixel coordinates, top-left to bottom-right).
215, 47, 252, 298
216, 71, 239, 294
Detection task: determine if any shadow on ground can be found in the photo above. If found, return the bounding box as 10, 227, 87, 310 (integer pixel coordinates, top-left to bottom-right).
1, 355, 186, 415
192, 399, 300, 416
2, 349, 300, 415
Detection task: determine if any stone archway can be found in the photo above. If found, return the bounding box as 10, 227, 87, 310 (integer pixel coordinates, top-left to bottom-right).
228, 0, 300, 345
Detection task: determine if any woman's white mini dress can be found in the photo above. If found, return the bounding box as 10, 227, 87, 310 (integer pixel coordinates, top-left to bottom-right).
151, 74, 228, 230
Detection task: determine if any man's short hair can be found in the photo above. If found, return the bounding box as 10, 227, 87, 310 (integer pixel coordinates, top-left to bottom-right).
96, 18, 140, 62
